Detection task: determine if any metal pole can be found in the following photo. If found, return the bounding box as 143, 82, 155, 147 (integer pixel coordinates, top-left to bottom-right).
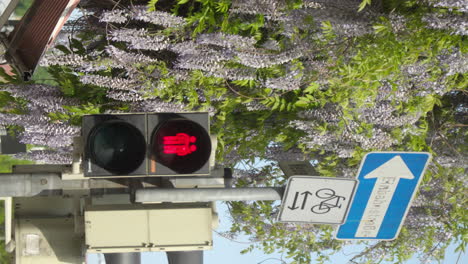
135, 187, 284, 203
0, 168, 233, 197
104, 253, 141, 264
0, 173, 61, 197
0, 173, 135, 197
166, 251, 203, 264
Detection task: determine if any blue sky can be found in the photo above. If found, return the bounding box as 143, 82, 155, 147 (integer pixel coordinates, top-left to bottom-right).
87, 201, 467, 264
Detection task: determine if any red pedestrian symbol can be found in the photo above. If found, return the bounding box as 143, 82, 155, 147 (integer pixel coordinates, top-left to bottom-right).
163, 133, 197, 156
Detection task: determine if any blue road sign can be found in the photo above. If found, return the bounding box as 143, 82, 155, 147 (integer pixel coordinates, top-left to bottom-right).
336, 152, 431, 240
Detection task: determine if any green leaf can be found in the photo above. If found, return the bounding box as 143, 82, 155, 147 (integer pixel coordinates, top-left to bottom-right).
373, 24, 387, 34
55, 44, 71, 55
295, 100, 309, 108
448, 196, 457, 204
147, 0, 159, 11
358, 0, 372, 12
279, 98, 287, 111
215, 1, 230, 13
272, 97, 281, 110
304, 82, 320, 93
0, 67, 19, 84
70, 38, 86, 55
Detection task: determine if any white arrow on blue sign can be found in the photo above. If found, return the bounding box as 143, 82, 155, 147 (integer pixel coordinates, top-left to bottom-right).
336, 152, 431, 240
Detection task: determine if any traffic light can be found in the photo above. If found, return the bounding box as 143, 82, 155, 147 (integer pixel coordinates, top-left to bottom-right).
82, 113, 211, 177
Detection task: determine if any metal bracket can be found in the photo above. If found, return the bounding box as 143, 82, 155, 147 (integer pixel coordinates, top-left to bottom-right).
0, 197, 14, 252
62, 136, 87, 181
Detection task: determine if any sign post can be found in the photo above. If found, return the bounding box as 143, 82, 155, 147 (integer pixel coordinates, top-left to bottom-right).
336, 152, 431, 240
278, 161, 317, 177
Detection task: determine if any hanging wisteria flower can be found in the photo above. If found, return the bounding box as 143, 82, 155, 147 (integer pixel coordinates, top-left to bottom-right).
243, 101, 269, 111
131, 5, 186, 27
19, 131, 75, 148
206, 67, 257, 81
106, 89, 146, 102
40, 52, 111, 72
358, 101, 423, 128
169, 41, 198, 55
0, 112, 79, 149
14, 149, 73, 164
79, 74, 140, 91
230, 0, 286, 17
437, 48, 468, 75
376, 79, 410, 102
428, 0, 468, 13
105, 45, 157, 65
129, 98, 188, 113
3, 84, 79, 113
1, 84, 61, 97
0, 113, 50, 128
260, 39, 281, 51
298, 103, 342, 123
196, 33, 256, 50
100, 9, 128, 24
104, 45, 158, 74
110, 28, 169, 51
40, 53, 85, 67
302, 0, 324, 9
279, 5, 375, 37
264, 70, 303, 91
236, 47, 304, 68
389, 13, 408, 32
422, 13, 468, 35
175, 49, 233, 71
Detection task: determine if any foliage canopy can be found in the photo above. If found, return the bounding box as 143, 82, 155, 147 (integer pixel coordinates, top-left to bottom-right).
0, 0, 466, 263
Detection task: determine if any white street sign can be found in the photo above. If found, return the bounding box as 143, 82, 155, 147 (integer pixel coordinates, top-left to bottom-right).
277, 176, 357, 224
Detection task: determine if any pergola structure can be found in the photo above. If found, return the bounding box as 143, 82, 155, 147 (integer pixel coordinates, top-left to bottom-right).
0, 0, 80, 80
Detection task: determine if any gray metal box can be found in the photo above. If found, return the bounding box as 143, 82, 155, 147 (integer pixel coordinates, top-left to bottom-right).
85, 203, 213, 254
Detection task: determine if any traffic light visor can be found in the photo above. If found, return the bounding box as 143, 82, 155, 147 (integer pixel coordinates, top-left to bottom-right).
88, 120, 146, 174
151, 118, 211, 174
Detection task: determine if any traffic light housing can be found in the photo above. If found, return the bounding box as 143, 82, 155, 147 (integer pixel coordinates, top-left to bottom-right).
82, 113, 211, 177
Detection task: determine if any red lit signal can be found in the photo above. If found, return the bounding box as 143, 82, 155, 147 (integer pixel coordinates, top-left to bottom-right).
151, 118, 211, 175
163, 133, 197, 156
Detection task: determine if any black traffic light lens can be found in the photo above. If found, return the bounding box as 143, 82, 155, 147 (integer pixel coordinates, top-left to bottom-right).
151, 118, 211, 174
88, 121, 146, 174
